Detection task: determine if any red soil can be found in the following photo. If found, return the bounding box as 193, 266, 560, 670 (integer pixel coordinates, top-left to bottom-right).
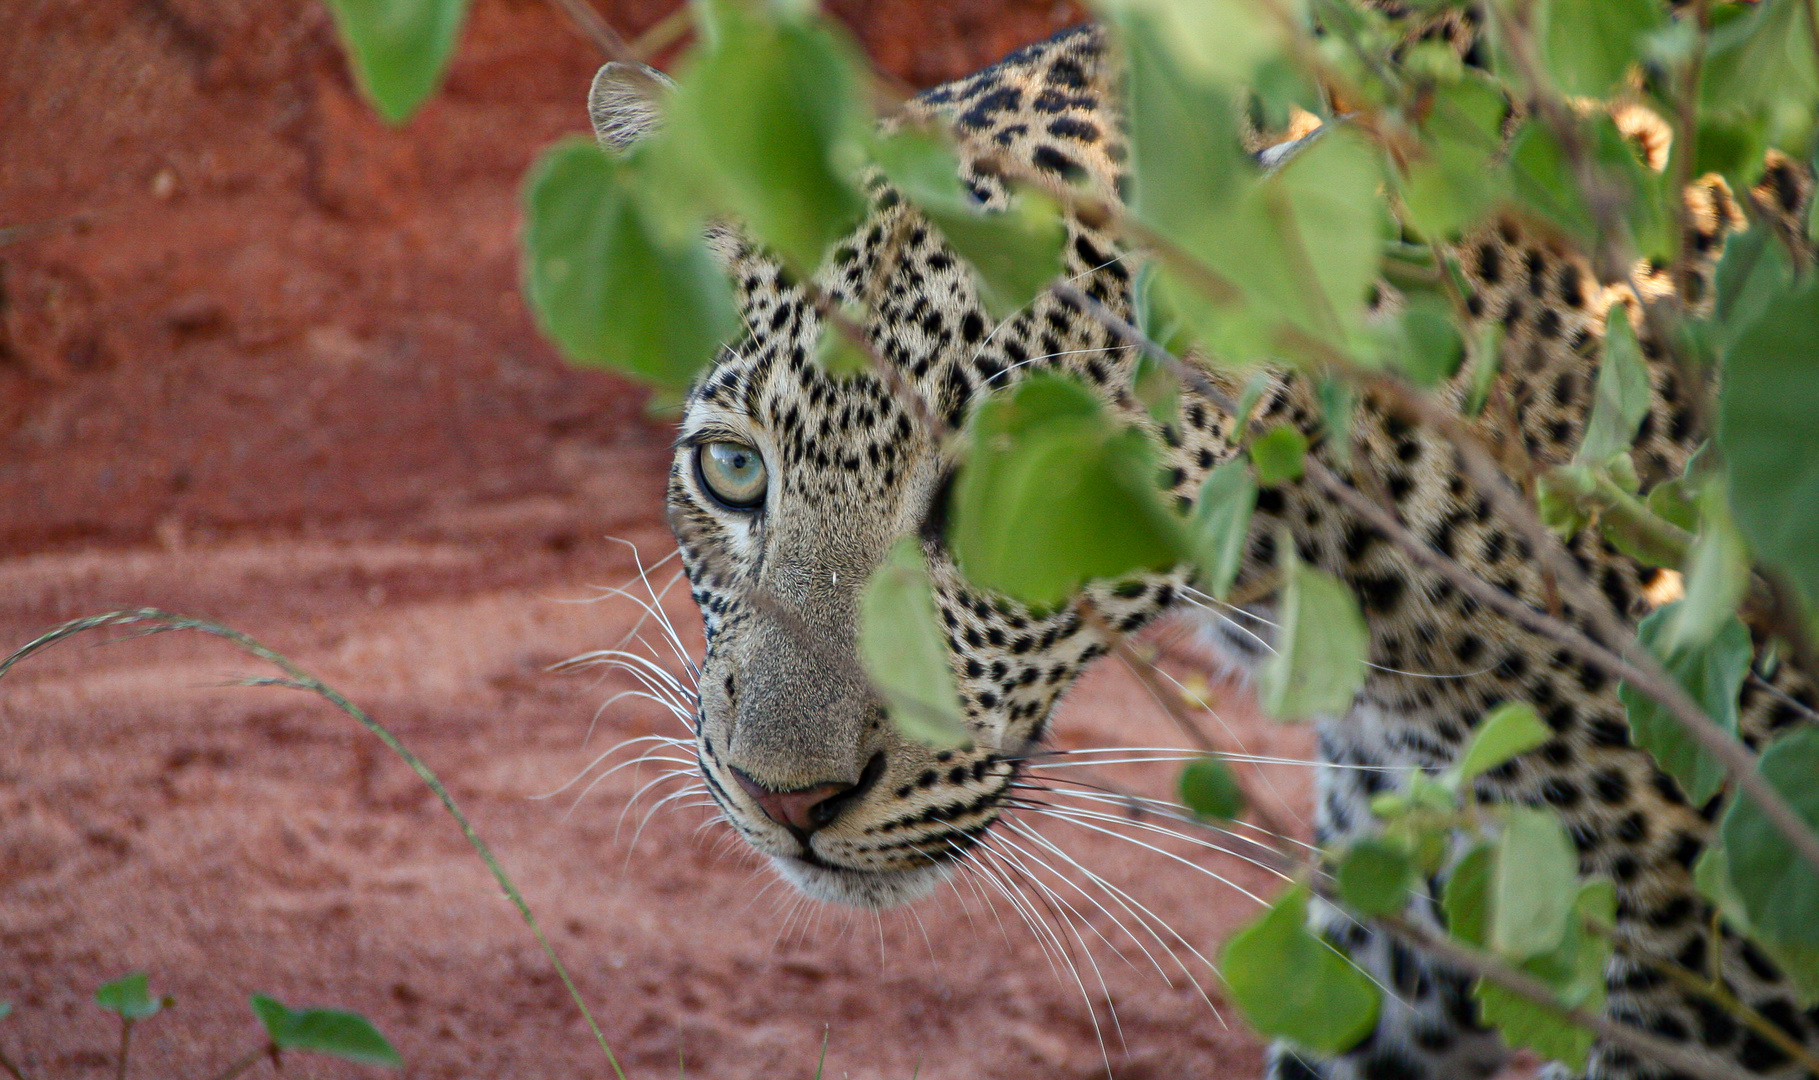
0, 1, 1340, 1077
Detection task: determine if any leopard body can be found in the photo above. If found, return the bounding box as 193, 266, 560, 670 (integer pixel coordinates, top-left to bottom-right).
588, 21, 1819, 1080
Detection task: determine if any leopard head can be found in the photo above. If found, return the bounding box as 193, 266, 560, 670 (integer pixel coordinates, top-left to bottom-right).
586, 29, 1217, 909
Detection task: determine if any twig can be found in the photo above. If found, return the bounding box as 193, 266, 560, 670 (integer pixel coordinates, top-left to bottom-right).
1375, 914, 1756, 1080
199, 1045, 267, 1080
629, 4, 693, 63
115, 1019, 132, 1080
543, 0, 632, 62
0, 612, 630, 1080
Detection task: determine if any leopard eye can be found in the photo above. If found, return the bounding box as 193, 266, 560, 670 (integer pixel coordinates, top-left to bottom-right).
696, 441, 768, 510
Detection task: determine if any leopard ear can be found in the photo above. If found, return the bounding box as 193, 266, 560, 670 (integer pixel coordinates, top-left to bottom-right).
588, 62, 675, 152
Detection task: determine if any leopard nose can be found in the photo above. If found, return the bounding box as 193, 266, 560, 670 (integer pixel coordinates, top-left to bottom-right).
730, 772, 849, 833
728, 752, 887, 835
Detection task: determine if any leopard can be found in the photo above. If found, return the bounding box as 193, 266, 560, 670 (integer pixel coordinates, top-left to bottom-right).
582, 17, 1819, 1080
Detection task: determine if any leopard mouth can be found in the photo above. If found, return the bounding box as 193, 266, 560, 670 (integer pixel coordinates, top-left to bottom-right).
769, 853, 951, 909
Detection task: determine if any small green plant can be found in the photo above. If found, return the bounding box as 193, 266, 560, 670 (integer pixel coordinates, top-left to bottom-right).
0, 973, 397, 1080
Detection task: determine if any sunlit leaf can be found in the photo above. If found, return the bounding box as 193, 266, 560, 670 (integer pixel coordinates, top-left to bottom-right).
1220, 884, 1381, 1054
666, 9, 871, 273
1489, 808, 1577, 959
1337, 840, 1414, 917
1180, 756, 1246, 821
1620, 602, 1750, 806
522, 138, 739, 390
1098, 0, 1294, 87
1476, 879, 1613, 1071
859, 537, 970, 747
250, 995, 402, 1068
1453, 702, 1549, 784
950, 375, 1185, 607
1188, 458, 1256, 600
95, 973, 166, 1021
1576, 305, 1650, 465
1718, 274, 1819, 613
323, 0, 469, 124
1256, 552, 1368, 720
1666, 482, 1750, 652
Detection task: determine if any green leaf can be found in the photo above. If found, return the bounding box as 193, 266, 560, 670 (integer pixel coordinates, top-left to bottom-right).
1695, 841, 1819, 1005
1702, 0, 1819, 118
522, 138, 739, 390
1539, 0, 1666, 98
1443, 843, 1492, 949
1388, 293, 1466, 386
322, 0, 469, 124
1666, 482, 1750, 652
950, 375, 1185, 607
1453, 702, 1550, 784
1719, 726, 1819, 952
1101, 0, 1292, 88
1250, 426, 1308, 485
872, 129, 1067, 317
1719, 274, 1819, 615
812, 315, 869, 378
1337, 839, 1414, 917
1489, 807, 1578, 960
1402, 74, 1509, 240
1621, 603, 1750, 806
1476, 879, 1614, 1071
95, 973, 166, 1021
1256, 553, 1369, 720
1714, 224, 1794, 346
1179, 756, 1246, 820
1220, 884, 1381, 1054
1508, 122, 1592, 247
1188, 458, 1257, 600
858, 537, 970, 747
0, 1002, 9, 1021
1576, 305, 1650, 465
249, 995, 402, 1068
666, 11, 870, 274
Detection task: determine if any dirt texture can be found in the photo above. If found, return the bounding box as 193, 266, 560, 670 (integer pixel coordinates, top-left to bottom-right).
3, 1, 1348, 1077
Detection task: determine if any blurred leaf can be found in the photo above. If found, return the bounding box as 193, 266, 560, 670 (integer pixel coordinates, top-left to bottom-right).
1256, 552, 1369, 720
1696, 840, 1819, 1006
1620, 603, 1750, 805
1719, 727, 1819, 954
872, 128, 1067, 317
1132, 352, 1181, 428
1576, 305, 1650, 465
1453, 702, 1549, 784
95, 973, 165, 1021
950, 375, 1185, 607
1220, 884, 1381, 1054
1100, 0, 1293, 87
522, 138, 739, 390
859, 537, 971, 747
812, 315, 869, 378
1403, 74, 1510, 240
1337, 839, 1414, 917
1719, 275, 1819, 613
1490, 807, 1577, 960
1714, 224, 1794, 347
1508, 123, 1592, 246
1133, 262, 1197, 358
1539, 0, 1666, 98
1180, 756, 1246, 820
1387, 293, 1466, 386
1667, 482, 1751, 651
667, 10, 870, 273
249, 995, 402, 1068
1443, 843, 1493, 949
1188, 458, 1256, 600
1476, 879, 1613, 1071
322, 0, 469, 124
1251, 426, 1308, 485
1702, 0, 1819, 117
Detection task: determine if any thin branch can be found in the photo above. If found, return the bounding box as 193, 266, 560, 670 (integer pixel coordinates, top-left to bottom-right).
629, 4, 692, 62
199, 1045, 268, 1080
1376, 914, 1757, 1080
543, 0, 633, 62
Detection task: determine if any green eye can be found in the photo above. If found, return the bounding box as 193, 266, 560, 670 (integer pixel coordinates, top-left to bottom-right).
696, 441, 768, 509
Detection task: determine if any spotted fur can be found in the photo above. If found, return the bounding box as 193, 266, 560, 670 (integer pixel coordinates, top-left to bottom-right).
589, 21, 1819, 1080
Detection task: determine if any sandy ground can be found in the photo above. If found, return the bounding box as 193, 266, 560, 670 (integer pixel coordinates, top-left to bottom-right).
0, 0, 1334, 1075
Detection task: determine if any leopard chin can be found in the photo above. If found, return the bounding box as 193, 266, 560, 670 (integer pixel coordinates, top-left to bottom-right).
770, 854, 950, 909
